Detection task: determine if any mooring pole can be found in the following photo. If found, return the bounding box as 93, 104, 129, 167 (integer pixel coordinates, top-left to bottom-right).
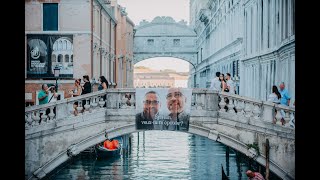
137, 132, 140, 145
266, 138, 270, 180
226, 146, 230, 176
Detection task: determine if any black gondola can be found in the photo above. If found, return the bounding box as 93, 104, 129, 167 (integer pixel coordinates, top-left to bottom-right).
221, 164, 229, 180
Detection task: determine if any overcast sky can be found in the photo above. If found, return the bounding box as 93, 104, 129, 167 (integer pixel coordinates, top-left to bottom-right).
117, 0, 190, 72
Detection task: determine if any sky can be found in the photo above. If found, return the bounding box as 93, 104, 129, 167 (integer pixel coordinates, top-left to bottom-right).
135, 57, 190, 72
117, 0, 190, 72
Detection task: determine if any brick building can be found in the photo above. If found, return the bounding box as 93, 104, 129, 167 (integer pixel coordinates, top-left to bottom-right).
25, 0, 134, 106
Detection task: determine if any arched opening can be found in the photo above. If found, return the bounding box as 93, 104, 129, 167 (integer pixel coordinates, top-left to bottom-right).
134, 57, 191, 88
57, 54, 63, 62
44, 127, 283, 180
65, 54, 69, 62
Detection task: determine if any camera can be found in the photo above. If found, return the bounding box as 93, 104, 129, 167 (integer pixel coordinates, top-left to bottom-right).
48, 84, 56, 91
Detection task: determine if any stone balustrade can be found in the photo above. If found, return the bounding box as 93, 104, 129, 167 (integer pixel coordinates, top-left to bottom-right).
25, 88, 295, 180
218, 92, 295, 128
25, 90, 107, 128
25, 89, 295, 129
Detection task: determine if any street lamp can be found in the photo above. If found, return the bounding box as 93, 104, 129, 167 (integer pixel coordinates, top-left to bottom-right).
54, 66, 60, 92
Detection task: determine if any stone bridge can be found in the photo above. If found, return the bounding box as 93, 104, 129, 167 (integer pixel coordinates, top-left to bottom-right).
133, 16, 197, 67
25, 89, 295, 179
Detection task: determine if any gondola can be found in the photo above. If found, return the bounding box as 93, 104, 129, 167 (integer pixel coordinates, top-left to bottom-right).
221, 164, 229, 180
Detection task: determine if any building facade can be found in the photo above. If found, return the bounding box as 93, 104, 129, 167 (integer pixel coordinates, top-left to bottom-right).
189, 0, 295, 105
25, 0, 134, 105
134, 67, 189, 88
112, 1, 135, 88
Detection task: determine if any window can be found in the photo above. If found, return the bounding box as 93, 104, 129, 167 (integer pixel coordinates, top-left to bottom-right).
173, 39, 180, 46
233, 61, 236, 77
58, 54, 63, 62
65, 55, 69, 62
147, 39, 154, 45
43, 3, 58, 31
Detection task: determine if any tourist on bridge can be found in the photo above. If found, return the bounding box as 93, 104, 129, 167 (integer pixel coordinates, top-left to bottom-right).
69, 79, 82, 97
98, 76, 109, 91
246, 170, 265, 180
279, 82, 291, 106
38, 84, 50, 105
81, 75, 92, 107
279, 82, 291, 124
219, 73, 229, 111
219, 73, 228, 93
98, 76, 109, 107
38, 84, 51, 122
267, 85, 281, 104
136, 91, 160, 130
210, 72, 222, 92
69, 79, 82, 116
47, 85, 59, 116
226, 73, 235, 94
82, 75, 92, 95
267, 85, 281, 124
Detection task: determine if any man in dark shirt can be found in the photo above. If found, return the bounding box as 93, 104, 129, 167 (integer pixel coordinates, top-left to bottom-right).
81, 75, 92, 108
82, 75, 92, 95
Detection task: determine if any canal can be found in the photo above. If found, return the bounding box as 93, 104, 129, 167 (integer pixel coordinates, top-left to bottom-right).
48, 131, 281, 179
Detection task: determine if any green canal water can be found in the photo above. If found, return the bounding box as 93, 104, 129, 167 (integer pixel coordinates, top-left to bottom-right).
48, 131, 282, 180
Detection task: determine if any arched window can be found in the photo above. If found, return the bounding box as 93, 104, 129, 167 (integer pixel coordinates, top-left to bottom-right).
63, 41, 67, 50
58, 54, 63, 62
59, 40, 63, 50
65, 55, 69, 62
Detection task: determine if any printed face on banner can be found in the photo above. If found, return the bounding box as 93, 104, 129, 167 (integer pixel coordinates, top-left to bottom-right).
135, 88, 191, 131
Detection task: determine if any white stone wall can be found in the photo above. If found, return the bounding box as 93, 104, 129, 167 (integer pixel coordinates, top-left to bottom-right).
190, 0, 295, 104
25, 2, 42, 31
175, 80, 188, 88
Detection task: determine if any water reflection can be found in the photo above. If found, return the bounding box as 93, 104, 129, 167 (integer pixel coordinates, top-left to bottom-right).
49, 131, 280, 180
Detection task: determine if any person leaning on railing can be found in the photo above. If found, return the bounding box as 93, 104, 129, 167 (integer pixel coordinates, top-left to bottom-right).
68, 79, 82, 116
98, 76, 108, 107
267, 85, 281, 124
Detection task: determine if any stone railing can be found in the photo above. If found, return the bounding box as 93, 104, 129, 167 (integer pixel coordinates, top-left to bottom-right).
218, 92, 295, 128
25, 89, 136, 129
25, 89, 294, 129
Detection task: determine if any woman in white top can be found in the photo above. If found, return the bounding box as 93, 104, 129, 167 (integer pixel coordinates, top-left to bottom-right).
267, 85, 281, 104
48, 86, 59, 103
69, 79, 82, 116
267, 85, 281, 124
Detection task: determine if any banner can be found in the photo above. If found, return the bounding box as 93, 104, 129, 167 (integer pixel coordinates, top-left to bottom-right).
135, 88, 191, 131
27, 34, 73, 78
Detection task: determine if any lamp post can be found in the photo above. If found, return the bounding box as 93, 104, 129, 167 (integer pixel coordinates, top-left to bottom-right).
54, 66, 60, 92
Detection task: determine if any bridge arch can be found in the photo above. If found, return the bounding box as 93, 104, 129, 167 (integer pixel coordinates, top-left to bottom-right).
133, 16, 197, 67
25, 89, 295, 180
30, 124, 292, 180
